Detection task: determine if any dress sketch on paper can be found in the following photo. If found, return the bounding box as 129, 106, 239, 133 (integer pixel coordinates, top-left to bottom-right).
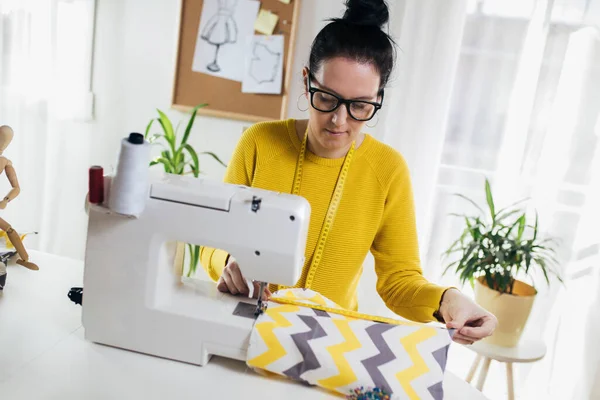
249, 42, 282, 84
200, 0, 239, 73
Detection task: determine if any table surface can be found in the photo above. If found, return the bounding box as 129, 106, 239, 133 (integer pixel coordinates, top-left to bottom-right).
467, 339, 547, 364
0, 250, 488, 399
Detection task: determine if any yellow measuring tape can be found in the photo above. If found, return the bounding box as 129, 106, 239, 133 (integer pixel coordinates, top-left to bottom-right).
279, 127, 355, 291
270, 296, 423, 327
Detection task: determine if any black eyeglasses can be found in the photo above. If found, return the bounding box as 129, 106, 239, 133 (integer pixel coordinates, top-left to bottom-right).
307, 72, 383, 122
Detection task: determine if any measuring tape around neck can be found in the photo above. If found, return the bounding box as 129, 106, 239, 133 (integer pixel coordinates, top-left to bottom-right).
280, 127, 355, 291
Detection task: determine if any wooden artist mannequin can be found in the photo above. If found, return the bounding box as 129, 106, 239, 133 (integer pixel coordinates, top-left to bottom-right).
0, 125, 38, 270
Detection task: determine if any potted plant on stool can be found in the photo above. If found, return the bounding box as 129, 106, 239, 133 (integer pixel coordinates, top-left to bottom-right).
442, 178, 563, 347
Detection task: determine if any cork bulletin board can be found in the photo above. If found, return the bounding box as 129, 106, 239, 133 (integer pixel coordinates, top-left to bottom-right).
172, 0, 301, 122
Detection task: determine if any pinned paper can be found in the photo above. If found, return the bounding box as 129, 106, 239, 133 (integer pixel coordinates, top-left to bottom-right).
242, 35, 284, 94
278, 0, 291, 4
254, 9, 279, 35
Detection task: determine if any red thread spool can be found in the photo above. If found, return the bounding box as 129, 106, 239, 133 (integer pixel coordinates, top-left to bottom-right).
89, 166, 104, 204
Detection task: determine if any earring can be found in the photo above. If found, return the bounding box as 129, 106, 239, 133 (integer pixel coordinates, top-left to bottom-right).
297, 93, 309, 112
366, 114, 380, 128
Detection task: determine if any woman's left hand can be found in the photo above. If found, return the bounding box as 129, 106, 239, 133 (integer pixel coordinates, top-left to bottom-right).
438, 288, 497, 345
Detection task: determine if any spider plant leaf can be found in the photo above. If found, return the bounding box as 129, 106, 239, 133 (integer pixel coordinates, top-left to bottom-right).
184, 144, 200, 178
156, 109, 177, 154
144, 118, 154, 139
181, 103, 208, 146
150, 157, 173, 173
201, 151, 227, 168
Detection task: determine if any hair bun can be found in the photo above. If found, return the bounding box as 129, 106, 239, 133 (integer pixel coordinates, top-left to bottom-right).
342, 0, 389, 28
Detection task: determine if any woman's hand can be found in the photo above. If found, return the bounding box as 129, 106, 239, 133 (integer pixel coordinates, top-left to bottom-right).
438, 288, 497, 345
217, 258, 272, 301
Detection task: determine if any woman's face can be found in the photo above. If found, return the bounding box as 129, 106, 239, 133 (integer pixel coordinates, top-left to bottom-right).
303, 57, 381, 157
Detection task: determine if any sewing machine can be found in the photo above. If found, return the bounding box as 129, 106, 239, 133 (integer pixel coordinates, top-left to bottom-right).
81, 171, 311, 366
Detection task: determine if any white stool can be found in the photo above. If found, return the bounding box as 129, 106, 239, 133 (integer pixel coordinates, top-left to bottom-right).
465, 339, 546, 400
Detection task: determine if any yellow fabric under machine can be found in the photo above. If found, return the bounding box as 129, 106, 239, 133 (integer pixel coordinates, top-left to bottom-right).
247, 288, 455, 399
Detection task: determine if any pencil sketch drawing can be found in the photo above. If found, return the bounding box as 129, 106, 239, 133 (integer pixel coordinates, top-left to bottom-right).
200, 0, 239, 72
249, 42, 282, 84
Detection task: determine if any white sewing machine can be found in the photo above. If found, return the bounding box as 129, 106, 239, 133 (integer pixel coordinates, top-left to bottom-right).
82, 171, 310, 366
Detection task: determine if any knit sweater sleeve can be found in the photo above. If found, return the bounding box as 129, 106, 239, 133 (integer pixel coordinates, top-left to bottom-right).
370, 160, 448, 323
199, 127, 257, 281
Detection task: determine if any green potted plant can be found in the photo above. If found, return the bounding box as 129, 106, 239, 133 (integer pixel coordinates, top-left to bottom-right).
442, 178, 563, 347
144, 103, 226, 278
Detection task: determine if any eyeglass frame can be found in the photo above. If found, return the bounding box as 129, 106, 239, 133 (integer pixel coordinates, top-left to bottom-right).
306, 71, 384, 122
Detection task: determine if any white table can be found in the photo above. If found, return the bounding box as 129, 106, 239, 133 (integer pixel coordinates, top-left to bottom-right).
0, 251, 488, 399
465, 339, 546, 400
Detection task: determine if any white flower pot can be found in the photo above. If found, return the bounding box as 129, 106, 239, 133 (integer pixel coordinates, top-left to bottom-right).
474, 277, 537, 347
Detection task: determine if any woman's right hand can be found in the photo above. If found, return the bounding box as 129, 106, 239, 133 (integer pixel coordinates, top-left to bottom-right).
217, 258, 272, 301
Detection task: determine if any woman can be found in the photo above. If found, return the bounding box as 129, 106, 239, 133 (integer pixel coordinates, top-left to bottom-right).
201, 0, 497, 345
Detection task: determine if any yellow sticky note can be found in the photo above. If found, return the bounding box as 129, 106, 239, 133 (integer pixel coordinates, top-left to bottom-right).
254, 9, 279, 35
278, 0, 291, 4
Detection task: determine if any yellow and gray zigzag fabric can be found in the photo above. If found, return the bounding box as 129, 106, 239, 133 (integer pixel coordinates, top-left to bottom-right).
246, 289, 454, 400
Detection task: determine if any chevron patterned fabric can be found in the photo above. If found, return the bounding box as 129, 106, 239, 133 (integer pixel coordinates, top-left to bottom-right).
246, 289, 454, 399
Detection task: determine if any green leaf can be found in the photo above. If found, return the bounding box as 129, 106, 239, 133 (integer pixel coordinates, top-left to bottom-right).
193, 245, 200, 271
147, 133, 166, 144
442, 231, 468, 259
144, 118, 155, 139
201, 151, 227, 168
453, 193, 485, 215
495, 197, 530, 219
157, 109, 174, 140
517, 214, 526, 241
533, 211, 539, 241
442, 260, 461, 275
448, 213, 470, 218
174, 152, 186, 175
184, 144, 200, 177
181, 103, 208, 147
186, 244, 194, 278
496, 208, 523, 223
536, 257, 550, 285
156, 109, 177, 155
160, 150, 173, 165
485, 179, 496, 222
150, 157, 173, 173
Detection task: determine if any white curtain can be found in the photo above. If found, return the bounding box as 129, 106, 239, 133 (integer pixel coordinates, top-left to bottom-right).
0, 0, 95, 260
377, 0, 600, 399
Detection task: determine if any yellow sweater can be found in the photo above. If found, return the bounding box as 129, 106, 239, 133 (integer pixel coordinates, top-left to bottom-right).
200, 119, 447, 322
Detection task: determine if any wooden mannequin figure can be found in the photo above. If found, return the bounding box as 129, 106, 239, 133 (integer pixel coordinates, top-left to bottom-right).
0, 125, 38, 270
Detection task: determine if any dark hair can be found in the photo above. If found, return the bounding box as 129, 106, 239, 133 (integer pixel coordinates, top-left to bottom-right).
308, 0, 395, 92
